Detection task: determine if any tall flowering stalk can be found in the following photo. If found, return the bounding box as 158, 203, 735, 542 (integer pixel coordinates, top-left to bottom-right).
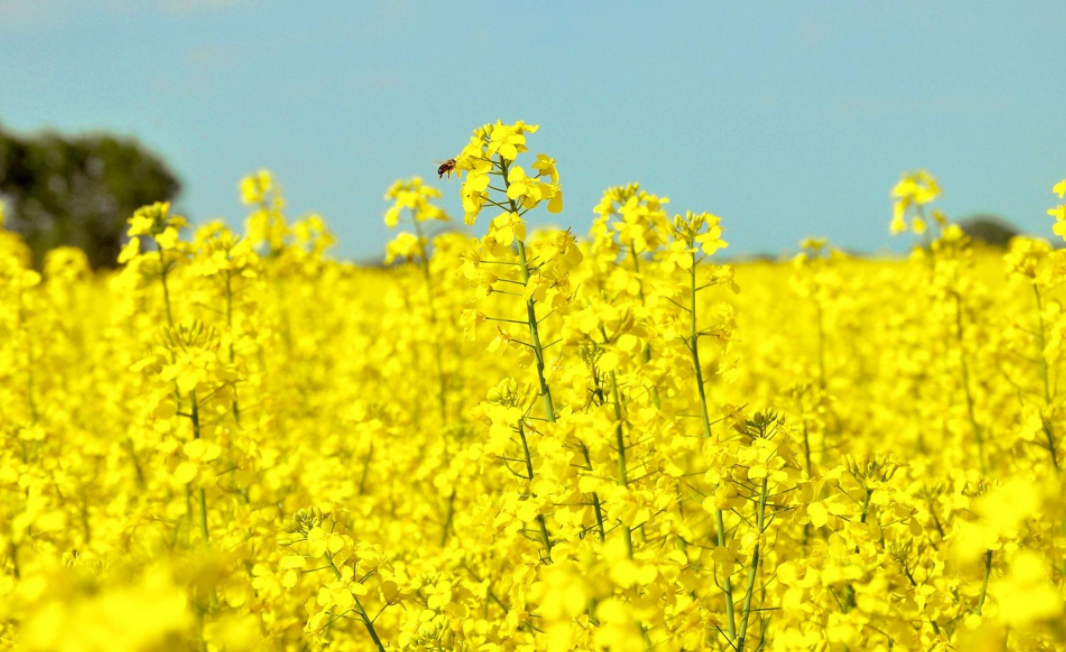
1004, 236, 1064, 471
383, 177, 452, 422
451, 121, 579, 563
891, 171, 988, 472
590, 184, 671, 409
662, 209, 742, 638
454, 121, 572, 424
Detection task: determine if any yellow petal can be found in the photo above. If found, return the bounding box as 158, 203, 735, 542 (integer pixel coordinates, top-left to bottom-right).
808, 502, 828, 528
174, 462, 198, 484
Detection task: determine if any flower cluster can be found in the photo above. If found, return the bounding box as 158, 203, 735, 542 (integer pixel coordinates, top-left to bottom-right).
0, 128, 1062, 652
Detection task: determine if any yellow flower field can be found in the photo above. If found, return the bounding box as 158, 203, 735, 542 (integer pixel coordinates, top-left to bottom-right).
1, 121, 1064, 651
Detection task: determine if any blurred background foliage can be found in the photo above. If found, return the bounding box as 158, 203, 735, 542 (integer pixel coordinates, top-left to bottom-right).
958, 215, 1021, 247
0, 121, 181, 269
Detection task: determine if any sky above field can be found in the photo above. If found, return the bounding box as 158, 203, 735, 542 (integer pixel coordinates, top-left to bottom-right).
1, 0, 1065, 261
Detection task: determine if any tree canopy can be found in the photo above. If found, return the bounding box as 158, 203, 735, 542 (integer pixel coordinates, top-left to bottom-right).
0, 123, 181, 269
958, 215, 1022, 247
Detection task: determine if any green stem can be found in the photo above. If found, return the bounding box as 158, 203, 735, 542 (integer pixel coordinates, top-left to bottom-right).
690, 258, 713, 439
579, 440, 607, 542
327, 557, 386, 652
1033, 285, 1059, 470
8, 541, 19, 578
518, 423, 552, 560
977, 549, 992, 615
223, 269, 241, 426
954, 293, 986, 473
855, 488, 872, 554
611, 373, 629, 486
715, 510, 737, 641
518, 423, 535, 482
630, 246, 660, 409
500, 157, 556, 423
124, 438, 146, 488
815, 299, 827, 391
798, 396, 813, 478
610, 371, 633, 557
440, 488, 456, 547
737, 478, 768, 652
799, 399, 813, 557
591, 492, 606, 542
24, 333, 37, 422
413, 217, 448, 422
157, 246, 174, 329
517, 241, 555, 422
688, 251, 736, 640
1034, 285, 1052, 406
191, 391, 209, 546
358, 443, 373, 494
157, 240, 184, 423
354, 596, 386, 652
196, 609, 207, 652
537, 514, 553, 559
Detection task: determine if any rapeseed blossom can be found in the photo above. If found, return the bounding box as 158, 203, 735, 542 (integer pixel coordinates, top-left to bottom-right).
0, 124, 1062, 652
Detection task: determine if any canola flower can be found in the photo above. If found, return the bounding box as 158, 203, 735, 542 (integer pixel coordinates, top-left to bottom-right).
0, 125, 1064, 652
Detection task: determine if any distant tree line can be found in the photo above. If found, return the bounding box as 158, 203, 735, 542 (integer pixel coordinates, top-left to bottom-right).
957, 215, 1020, 246
0, 122, 181, 269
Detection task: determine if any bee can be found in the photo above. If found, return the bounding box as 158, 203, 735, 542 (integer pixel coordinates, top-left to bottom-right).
436, 158, 457, 180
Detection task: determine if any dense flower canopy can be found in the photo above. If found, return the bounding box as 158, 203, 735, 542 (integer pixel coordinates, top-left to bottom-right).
0, 127, 1064, 652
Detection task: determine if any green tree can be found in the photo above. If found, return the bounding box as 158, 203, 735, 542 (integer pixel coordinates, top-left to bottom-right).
958, 215, 1021, 247
0, 123, 181, 269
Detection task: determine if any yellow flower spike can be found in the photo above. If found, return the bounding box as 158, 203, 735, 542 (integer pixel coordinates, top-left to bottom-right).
127, 201, 185, 240
384, 177, 450, 231
546, 183, 564, 213
505, 166, 534, 201
384, 206, 401, 228
488, 211, 526, 248
239, 169, 273, 205
306, 527, 329, 557
889, 211, 908, 235
532, 154, 559, 183
487, 124, 524, 160
384, 232, 421, 265
127, 206, 160, 236
695, 217, 728, 255
890, 169, 941, 236
461, 171, 491, 225
118, 237, 141, 263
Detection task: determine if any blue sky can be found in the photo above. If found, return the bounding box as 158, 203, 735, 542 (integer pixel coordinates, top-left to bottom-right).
1, 0, 1064, 261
